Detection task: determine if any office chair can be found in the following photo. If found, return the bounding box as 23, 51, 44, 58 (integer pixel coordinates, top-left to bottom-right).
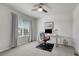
40, 32, 50, 44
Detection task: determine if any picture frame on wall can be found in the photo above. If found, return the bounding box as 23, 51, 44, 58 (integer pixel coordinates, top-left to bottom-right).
44, 21, 54, 29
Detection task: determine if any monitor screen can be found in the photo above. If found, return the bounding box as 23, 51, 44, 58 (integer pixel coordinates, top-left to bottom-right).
45, 29, 52, 33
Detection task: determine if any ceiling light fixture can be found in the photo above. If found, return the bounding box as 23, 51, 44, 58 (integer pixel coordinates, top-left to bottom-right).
38, 8, 43, 12
32, 3, 48, 13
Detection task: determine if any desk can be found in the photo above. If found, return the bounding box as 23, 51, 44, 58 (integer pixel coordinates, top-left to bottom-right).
50, 34, 58, 47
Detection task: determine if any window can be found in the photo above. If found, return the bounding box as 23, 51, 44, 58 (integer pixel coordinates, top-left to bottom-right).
18, 17, 31, 37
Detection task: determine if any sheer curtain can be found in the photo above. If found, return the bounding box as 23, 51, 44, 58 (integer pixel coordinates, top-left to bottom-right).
17, 16, 31, 46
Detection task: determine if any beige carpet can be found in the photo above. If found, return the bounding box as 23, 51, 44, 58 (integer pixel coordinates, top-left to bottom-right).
0, 41, 75, 56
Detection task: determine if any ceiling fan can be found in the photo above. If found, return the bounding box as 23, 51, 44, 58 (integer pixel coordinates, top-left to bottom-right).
32, 3, 48, 13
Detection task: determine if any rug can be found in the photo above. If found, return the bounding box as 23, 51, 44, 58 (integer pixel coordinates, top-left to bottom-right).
36, 43, 54, 52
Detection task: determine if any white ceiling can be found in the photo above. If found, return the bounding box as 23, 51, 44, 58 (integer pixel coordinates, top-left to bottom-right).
6, 3, 78, 18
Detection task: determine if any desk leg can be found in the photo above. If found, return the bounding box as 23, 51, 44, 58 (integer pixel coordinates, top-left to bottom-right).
56, 35, 58, 47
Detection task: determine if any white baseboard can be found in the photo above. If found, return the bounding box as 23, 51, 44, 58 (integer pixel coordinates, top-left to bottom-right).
0, 47, 11, 53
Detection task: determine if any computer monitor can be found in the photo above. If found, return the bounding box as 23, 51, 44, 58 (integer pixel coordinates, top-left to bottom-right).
45, 29, 52, 33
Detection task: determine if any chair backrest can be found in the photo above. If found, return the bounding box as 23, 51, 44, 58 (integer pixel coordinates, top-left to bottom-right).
40, 32, 45, 39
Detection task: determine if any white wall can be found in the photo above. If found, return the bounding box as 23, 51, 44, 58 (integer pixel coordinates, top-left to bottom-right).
31, 19, 37, 41
0, 5, 12, 52
37, 13, 73, 46
73, 4, 79, 52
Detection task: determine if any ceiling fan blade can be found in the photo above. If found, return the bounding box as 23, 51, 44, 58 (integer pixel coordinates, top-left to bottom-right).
33, 3, 40, 7
43, 9, 48, 13
33, 3, 46, 7
32, 9, 37, 11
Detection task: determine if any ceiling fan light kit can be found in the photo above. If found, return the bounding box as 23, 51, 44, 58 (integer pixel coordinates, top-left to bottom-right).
32, 3, 48, 13
38, 8, 43, 12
